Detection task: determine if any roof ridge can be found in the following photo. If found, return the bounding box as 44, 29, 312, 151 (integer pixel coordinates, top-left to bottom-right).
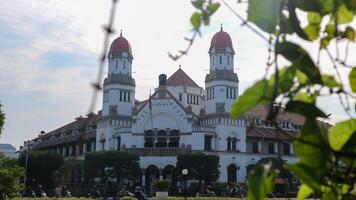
166, 68, 200, 88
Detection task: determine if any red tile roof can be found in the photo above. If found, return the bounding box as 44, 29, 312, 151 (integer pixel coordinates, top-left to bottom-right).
109, 33, 133, 57
210, 28, 233, 50
166, 68, 200, 88
246, 126, 294, 141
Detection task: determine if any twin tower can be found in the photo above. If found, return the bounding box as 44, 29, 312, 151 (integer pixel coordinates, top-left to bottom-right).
101, 27, 239, 117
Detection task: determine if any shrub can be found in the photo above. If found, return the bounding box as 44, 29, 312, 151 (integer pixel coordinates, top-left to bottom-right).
154, 180, 170, 191
0, 157, 24, 199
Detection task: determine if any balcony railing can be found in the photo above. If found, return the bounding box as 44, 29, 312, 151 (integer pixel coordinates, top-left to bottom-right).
192, 126, 216, 133
121, 147, 190, 156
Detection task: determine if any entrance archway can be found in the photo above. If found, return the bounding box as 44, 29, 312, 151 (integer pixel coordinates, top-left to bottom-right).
145, 165, 160, 196
227, 164, 238, 183
163, 165, 176, 192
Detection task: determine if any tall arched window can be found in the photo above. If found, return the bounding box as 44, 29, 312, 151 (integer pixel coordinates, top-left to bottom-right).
227, 164, 237, 183
219, 55, 222, 64
227, 137, 232, 151
232, 137, 237, 151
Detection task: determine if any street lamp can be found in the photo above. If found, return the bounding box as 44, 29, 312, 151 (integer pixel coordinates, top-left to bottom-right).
182, 169, 188, 200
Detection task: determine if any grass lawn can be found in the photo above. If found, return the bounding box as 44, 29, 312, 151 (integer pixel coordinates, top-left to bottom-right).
13, 198, 293, 200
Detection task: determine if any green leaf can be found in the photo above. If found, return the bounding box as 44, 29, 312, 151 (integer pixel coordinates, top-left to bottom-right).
321, 74, 342, 88
285, 101, 326, 118
329, 119, 356, 151
320, 37, 331, 49
247, 164, 276, 200
345, 26, 355, 42
307, 12, 322, 24
345, 0, 356, 12
247, 0, 282, 33
304, 24, 320, 40
230, 79, 269, 119
268, 66, 296, 95
296, 70, 310, 85
350, 68, 356, 92
288, 0, 311, 40
294, 92, 316, 103
294, 119, 330, 170
192, 0, 203, 9
207, 3, 220, 15
201, 10, 210, 25
297, 184, 314, 200
325, 24, 335, 38
190, 12, 201, 30
275, 42, 322, 84
288, 163, 321, 190
336, 4, 354, 24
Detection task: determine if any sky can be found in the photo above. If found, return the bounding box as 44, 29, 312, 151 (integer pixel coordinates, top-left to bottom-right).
0, 0, 355, 149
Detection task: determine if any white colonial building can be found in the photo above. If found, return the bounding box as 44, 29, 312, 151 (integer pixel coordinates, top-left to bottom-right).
95, 28, 300, 187
25, 28, 303, 192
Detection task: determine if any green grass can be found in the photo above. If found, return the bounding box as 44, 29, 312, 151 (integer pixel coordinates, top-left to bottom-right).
14, 198, 293, 200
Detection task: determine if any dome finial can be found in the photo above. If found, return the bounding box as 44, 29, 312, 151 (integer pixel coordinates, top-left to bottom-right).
220, 24, 223, 31
179, 64, 181, 69
120, 29, 123, 36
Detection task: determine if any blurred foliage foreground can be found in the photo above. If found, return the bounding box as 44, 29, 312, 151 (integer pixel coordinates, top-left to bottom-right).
187, 0, 356, 200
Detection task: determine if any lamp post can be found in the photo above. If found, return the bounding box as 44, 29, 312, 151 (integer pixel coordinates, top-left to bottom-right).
182, 169, 188, 200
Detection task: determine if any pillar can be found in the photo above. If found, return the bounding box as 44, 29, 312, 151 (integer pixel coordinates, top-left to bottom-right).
258, 141, 262, 153
69, 146, 73, 156
159, 168, 163, 180
62, 146, 66, 157
141, 168, 146, 187
290, 143, 294, 154
274, 142, 278, 153
83, 143, 87, 153
91, 142, 95, 152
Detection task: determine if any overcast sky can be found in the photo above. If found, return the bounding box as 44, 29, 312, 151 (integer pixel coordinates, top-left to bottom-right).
0, 0, 355, 148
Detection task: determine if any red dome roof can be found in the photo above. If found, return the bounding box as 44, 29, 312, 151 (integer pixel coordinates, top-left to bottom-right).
210, 27, 233, 50
109, 33, 133, 57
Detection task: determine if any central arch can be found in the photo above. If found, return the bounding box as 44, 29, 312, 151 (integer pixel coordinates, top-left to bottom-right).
145, 165, 160, 196
227, 164, 238, 183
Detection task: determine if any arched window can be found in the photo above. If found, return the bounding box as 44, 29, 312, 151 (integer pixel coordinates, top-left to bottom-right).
227, 137, 232, 151
158, 129, 167, 136
227, 164, 237, 183
115, 60, 118, 68
227, 55, 230, 65
219, 55, 222, 64
232, 137, 237, 151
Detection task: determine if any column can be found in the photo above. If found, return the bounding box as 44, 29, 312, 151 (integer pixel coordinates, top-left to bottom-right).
258, 141, 262, 153
274, 142, 278, 154
141, 168, 146, 187
91, 141, 95, 151
62, 146, 66, 157
83, 143, 87, 154
69, 146, 73, 156
76, 144, 80, 155
290, 143, 294, 154
159, 168, 163, 180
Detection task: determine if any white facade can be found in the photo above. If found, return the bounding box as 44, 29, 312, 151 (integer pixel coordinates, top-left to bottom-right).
96, 30, 298, 189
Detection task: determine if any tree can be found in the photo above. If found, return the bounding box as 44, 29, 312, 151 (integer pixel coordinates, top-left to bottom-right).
18, 151, 64, 189
255, 157, 295, 182
84, 151, 140, 184
0, 157, 24, 199
183, 1, 356, 199
0, 103, 5, 136
176, 153, 219, 192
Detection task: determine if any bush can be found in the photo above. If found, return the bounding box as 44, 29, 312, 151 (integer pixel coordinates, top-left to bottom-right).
0, 157, 24, 199
154, 180, 170, 191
